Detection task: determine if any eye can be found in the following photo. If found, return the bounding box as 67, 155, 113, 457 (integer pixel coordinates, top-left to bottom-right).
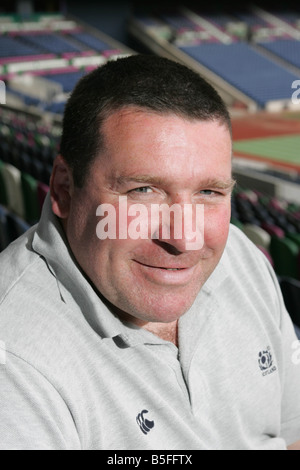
199, 190, 216, 196
129, 186, 153, 194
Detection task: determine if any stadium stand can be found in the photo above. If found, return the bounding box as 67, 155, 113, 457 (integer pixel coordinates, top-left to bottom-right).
0, 12, 133, 117
0, 10, 134, 252
179, 42, 298, 108
231, 182, 300, 280
128, 5, 300, 110
0, 35, 44, 58
259, 40, 300, 70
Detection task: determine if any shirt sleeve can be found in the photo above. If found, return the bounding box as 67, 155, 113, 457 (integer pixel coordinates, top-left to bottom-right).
279, 306, 300, 446
0, 349, 81, 450
264, 263, 300, 446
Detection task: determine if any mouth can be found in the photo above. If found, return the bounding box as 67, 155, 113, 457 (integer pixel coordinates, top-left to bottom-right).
134, 261, 189, 270
133, 260, 197, 286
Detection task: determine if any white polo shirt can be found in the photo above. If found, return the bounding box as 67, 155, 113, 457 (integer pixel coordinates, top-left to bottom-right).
0, 195, 300, 450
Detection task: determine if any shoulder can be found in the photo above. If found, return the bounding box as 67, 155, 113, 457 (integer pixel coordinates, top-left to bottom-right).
0, 229, 75, 368
224, 223, 276, 283
0, 227, 60, 310
208, 224, 284, 326
0, 226, 38, 300
226, 223, 268, 264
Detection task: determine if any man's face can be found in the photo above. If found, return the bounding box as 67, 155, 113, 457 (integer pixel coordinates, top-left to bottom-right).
63, 108, 233, 325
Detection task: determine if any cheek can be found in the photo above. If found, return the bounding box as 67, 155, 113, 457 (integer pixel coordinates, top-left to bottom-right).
204, 205, 231, 249
67, 198, 102, 263
115, 200, 153, 240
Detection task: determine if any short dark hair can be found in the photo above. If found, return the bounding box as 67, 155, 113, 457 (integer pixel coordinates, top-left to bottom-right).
60, 54, 231, 187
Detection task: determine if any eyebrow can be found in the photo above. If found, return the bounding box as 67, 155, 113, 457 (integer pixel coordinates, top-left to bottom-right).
113, 175, 166, 187
111, 174, 236, 191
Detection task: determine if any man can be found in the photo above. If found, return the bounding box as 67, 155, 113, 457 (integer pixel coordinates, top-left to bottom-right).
0, 55, 299, 450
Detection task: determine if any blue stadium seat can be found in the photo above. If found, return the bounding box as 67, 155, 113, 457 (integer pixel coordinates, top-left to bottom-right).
44, 71, 86, 93
70, 32, 111, 52
260, 39, 300, 70
0, 35, 42, 58
22, 33, 84, 55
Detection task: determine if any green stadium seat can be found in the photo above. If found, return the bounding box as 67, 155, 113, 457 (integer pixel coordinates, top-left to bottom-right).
1, 163, 25, 219
21, 172, 39, 224
279, 277, 300, 329
231, 217, 244, 230
287, 233, 300, 249
243, 224, 271, 250
0, 160, 8, 206
270, 237, 299, 280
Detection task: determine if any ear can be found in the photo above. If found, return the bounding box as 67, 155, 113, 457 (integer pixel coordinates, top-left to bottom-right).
50, 155, 73, 219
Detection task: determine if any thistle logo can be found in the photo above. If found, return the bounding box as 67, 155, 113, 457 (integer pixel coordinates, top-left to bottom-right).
136, 409, 155, 435
258, 347, 277, 377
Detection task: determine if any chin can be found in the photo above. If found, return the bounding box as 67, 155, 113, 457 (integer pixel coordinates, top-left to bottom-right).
128, 290, 199, 324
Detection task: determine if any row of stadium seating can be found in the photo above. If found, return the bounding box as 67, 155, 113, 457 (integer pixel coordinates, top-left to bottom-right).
0, 31, 114, 60
0, 109, 56, 227
0, 159, 49, 224
231, 187, 300, 280
0, 112, 59, 182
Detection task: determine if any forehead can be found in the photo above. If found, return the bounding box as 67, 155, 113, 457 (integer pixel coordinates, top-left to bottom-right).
99, 108, 232, 181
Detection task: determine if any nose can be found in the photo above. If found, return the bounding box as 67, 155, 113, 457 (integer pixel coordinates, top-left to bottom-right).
151, 201, 204, 252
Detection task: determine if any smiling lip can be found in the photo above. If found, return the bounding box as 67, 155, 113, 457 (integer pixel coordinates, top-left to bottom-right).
135, 261, 189, 270
133, 260, 197, 285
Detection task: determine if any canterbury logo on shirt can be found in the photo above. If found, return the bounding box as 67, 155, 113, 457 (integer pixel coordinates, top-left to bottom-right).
136, 410, 155, 435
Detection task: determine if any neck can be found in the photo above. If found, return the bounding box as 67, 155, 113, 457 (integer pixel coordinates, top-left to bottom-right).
99, 297, 179, 346
143, 320, 179, 346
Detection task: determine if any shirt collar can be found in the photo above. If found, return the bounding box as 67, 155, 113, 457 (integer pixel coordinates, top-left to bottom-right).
32, 194, 135, 341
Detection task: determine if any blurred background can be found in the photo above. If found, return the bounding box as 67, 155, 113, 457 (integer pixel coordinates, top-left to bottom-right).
0, 0, 299, 332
